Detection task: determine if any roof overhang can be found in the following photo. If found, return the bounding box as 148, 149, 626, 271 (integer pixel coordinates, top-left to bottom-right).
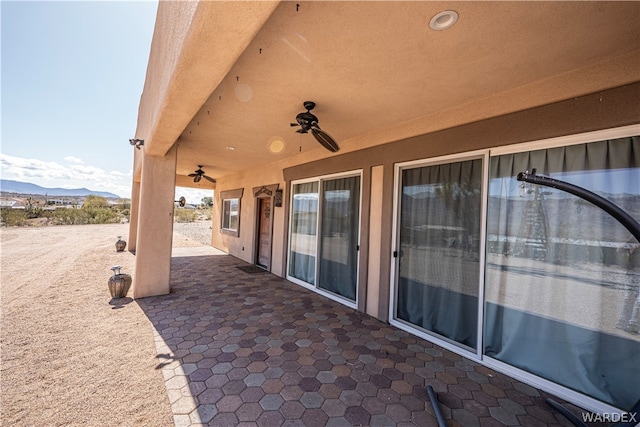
133, 1, 640, 187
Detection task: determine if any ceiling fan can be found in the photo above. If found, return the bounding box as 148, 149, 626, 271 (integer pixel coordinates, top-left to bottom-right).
188, 165, 216, 183
291, 101, 340, 152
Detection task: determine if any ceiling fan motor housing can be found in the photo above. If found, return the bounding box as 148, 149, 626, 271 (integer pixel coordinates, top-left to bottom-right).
295, 111, 319, 132
291, 101, 340, 152
188, 165, 215, 183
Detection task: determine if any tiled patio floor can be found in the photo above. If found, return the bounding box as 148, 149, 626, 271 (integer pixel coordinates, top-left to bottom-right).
137, 249, 589, 427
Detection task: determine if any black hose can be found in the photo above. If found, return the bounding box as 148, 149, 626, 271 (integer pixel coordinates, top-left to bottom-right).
545, 398, 588, 427
427, 385, 448, 427
520, 172, 640, 426
517, 171, 640, 242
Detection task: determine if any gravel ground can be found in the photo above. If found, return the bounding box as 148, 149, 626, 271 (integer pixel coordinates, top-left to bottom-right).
0, 222, 213, 426
172, 221, 212, 246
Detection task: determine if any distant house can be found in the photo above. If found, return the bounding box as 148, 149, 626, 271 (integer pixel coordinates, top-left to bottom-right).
0, 197, 27, 209
47, 198, 68, 206
128, 1, 640, 415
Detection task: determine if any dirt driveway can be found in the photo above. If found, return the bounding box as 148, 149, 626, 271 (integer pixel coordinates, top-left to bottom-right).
0, 223, 202, 426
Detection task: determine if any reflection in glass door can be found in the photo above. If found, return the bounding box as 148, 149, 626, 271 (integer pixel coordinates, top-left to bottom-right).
484, 137, 640, 409
318, 176, 361, 301
394, 158, 483, 350
289, 182, 318, 284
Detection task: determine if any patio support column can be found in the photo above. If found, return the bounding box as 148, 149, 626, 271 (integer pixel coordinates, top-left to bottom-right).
133, 144, 177, 298
128, 179, 141, 252
366, 165, 384, 318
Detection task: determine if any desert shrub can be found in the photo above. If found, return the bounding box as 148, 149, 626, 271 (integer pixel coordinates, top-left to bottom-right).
198, 207, 212, 221
80, 207, 120, 224
78, 196, 121, 224
82, 195, 109, 209
1, 196, 126, 227
111, 199, 131, 220
174, 207, 198, 223
0, 208, 29, 226
114, 199, 131, 210
47, 208, 87, 225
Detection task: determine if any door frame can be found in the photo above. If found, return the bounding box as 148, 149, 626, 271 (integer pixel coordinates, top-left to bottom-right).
286, 170, 363, 309
387, 125, 640, 415
253, 184, 279, 271
389, 150, 489, 360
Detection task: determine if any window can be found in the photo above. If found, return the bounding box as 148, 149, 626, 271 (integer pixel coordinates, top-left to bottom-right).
222, 198, 239, 231
219, 188, 243, 237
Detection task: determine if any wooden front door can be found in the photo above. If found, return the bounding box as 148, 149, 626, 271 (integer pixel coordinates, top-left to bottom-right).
257, 198, 272, 268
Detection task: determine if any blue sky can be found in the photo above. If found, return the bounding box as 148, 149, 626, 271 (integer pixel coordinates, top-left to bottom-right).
1, 1, 210, 203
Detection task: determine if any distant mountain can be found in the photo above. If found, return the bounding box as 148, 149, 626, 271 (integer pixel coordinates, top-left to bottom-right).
0, 179, 121, 199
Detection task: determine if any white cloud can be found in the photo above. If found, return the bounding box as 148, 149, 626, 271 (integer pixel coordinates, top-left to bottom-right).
1, 155, 214, 202
1, 154, 74, 180
68, 163, 107, 177
0, 153, 132, 198
64, 156, 84, 164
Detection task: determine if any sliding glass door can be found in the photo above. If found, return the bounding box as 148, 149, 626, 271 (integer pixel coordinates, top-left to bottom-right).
391, 130, 639, 411
393, 157, 484, 351
288, 173, 361, 305
484, 137, 640, 409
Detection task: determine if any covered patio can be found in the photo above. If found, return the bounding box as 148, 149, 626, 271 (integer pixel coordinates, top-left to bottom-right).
138, 248, 584, 426
128, 1, 640, 418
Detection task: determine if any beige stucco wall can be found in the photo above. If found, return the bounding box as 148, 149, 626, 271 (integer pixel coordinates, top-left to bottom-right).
210, 167, 287, 276
133, 145, 178, 298
210, 82, 640, 321
130, 1, 639, 305
133, 1, 280, 179
366, 165, 384, 318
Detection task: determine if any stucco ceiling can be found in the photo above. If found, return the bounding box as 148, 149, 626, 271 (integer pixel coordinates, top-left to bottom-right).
169, 1, 640, 185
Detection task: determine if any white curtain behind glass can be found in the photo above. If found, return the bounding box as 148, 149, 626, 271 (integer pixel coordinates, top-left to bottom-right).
484, 136, 640, 410
396, 159, 482, 350
289, 182, 319, 284
318, 176, 360, 301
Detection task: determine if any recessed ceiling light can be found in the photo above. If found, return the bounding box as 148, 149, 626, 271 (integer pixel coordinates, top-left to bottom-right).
235, 83, 253, 102
268, 137, 285, 154
225, 146, 236, 150
430, 10, 458, 31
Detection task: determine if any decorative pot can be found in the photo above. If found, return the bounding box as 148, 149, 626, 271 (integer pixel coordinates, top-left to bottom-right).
115, 236, 127, 252
108, 266, 132, 298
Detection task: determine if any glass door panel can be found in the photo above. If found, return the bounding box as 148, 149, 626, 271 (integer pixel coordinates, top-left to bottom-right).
484, 137, 640, 409
318, 176, 360, 301
289, 182, 318, 285
395, 159, 483, 350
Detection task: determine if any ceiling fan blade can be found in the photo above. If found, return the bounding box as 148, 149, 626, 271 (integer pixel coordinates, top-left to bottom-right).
312, 128, 340, 152
203, 175, 216, 183
290, 123, 299, 127
188, 173, 197, 177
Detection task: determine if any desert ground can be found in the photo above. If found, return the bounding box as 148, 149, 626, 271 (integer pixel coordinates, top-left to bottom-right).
1, 222, 211, 426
